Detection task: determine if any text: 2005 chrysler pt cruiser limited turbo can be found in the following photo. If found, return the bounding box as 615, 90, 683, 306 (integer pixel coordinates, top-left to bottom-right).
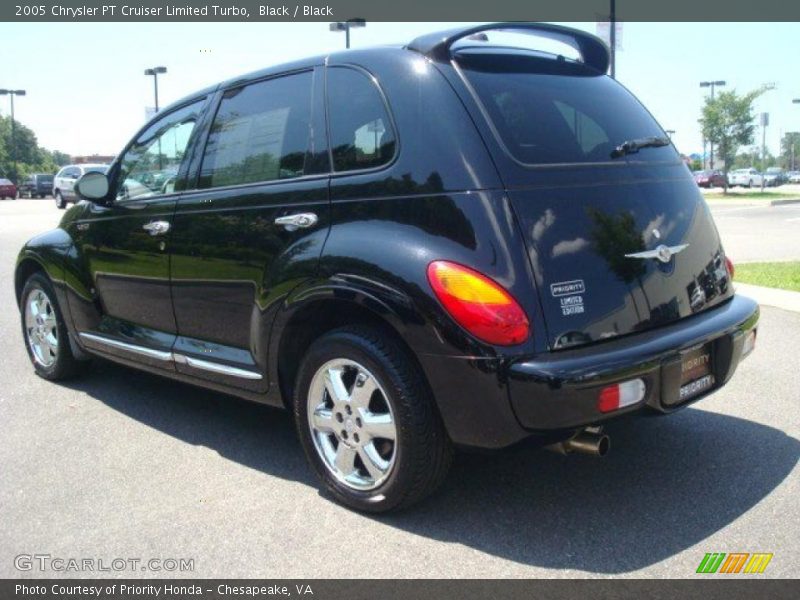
15, 23, 758, 512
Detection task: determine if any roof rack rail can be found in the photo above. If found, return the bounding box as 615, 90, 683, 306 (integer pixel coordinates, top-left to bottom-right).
407, 22, 610, 74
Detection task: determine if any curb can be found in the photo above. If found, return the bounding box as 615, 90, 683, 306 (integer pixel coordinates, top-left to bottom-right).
770, 198, 800, 206
735, 283, 800, 313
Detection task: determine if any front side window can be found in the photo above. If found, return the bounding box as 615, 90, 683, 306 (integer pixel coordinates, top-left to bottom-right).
115, 100, 203, 201
327, 67, 396, 172
198, 71, 313, 189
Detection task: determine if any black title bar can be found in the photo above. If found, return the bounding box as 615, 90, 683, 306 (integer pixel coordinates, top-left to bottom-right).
4, 0, 800, 22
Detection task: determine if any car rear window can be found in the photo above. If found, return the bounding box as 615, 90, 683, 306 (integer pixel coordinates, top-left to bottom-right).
456, 51, 675, 166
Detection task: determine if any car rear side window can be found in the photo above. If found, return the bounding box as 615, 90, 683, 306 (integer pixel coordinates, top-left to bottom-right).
457, 51, 674, 166
198, 71, 313, 189
327, 67, 396, 172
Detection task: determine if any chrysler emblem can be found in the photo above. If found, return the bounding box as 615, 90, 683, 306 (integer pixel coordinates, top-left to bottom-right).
625, 243, 689, 263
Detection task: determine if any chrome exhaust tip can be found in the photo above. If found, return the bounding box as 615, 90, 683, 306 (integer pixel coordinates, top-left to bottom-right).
545, 427, 610, 457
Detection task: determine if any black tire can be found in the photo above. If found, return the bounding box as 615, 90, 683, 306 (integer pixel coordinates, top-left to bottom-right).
294, 325, 452, 513
55, 191, 66, 209
20, 273, 86, 380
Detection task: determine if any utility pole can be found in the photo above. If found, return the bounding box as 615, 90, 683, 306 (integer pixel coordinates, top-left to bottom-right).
700, 80, 726, 169
0, 89, 27, 184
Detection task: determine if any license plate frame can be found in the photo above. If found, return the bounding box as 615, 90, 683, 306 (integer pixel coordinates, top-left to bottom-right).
678, 343, 714, 402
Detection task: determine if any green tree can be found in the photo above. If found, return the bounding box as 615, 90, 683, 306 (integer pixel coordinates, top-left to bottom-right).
0, 116, 68, 181
782, 132, 800, 171
733, 146, 776, 172
700, 88, 765, 193
50, 150, 71, 166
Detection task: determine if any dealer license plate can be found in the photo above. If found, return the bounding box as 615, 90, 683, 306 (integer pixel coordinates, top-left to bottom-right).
678, 344, 714, 402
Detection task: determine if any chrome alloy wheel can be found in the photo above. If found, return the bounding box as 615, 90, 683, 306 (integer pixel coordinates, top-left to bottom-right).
24, 288, 59, 368
307, 358, 398, 491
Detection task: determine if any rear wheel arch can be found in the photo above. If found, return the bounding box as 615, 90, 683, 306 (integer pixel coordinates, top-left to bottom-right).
275, 295, 427, 413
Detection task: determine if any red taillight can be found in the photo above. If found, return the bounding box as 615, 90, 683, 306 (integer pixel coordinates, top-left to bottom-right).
427, 261, 529, 346
725, 256, 735, 280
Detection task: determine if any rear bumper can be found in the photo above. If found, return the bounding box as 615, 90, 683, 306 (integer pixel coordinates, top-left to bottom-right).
507, 294, 759, 431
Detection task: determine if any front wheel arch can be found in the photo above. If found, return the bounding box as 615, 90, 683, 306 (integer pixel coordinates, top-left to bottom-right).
15, 258, 46, 308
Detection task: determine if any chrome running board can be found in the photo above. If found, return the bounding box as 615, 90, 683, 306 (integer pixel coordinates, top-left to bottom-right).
78, 332, 262, 380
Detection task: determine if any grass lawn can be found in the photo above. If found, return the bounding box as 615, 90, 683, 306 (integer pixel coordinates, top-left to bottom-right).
735, 262, 800, 292
703, 191, 800, 200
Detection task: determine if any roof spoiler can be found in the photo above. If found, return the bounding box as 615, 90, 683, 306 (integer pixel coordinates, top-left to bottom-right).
407, 22, 610, 74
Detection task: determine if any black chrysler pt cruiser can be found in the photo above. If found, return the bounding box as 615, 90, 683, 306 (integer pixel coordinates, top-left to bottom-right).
15, 23, 759, 512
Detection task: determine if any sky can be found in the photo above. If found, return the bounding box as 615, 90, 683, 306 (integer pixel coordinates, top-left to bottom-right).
0, 21, 798, 159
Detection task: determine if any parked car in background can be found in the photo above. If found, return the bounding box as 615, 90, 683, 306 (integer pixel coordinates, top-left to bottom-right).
18, 173, 55, 198
14, 22, 759, 513
763, 167, 787, 187
788, 171, 800, 183
693, 169, 727, 188
0, 178, 18, 199
53, 164, 109, 209
729, 168, 764, 188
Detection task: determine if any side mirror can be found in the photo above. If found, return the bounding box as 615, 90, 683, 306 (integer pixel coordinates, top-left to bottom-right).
75, 171, 110, 202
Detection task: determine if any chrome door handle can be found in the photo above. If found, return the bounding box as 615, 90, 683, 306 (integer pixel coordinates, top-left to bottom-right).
142, 220, 171, 236
274, 212, 318, 232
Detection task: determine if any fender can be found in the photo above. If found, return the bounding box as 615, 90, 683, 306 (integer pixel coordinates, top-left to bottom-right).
15, 228, 90, 360
15, 228, 72, 307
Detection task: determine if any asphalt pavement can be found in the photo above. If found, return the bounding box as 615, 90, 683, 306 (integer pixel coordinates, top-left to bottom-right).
0, 199, 798, 578
709, 202, 800, 263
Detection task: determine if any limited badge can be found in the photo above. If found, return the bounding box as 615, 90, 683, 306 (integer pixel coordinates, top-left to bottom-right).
560, 295, 585, 316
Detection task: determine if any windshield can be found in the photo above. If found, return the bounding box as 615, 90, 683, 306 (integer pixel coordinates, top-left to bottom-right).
456, 50, 676, 165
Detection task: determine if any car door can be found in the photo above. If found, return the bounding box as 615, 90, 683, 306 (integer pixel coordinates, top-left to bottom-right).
71, 98, 209, 367
168, 67, 329, 390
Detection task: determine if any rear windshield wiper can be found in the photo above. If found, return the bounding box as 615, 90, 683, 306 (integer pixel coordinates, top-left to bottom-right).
610, 136, 670, 159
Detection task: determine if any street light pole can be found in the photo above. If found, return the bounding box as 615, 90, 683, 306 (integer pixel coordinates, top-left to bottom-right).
700, 80, 726, 169
329, 19, 366, 49
144, 66, 167, 112
609, 0, 616, 79
0, 89, 27, 183
792, 100, 799, 170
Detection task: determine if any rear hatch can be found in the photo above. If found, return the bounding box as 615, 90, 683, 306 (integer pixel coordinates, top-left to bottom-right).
456, 50, 733, 349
